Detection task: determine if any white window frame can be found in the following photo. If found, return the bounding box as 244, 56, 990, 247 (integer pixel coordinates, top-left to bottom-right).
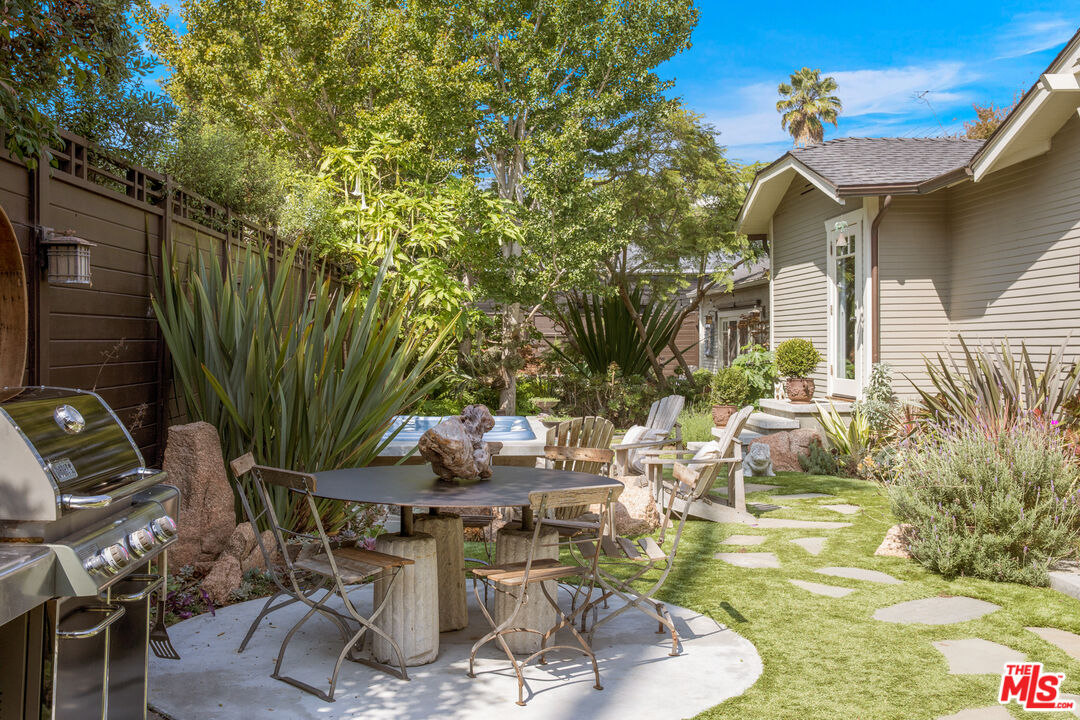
824, 207, 870, 398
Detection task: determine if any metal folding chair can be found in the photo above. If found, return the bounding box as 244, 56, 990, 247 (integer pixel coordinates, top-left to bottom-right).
466, 484, 622, 706
230, 453, 412, 701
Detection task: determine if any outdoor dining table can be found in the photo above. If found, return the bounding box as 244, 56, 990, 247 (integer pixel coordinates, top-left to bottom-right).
311, 465, 621, 662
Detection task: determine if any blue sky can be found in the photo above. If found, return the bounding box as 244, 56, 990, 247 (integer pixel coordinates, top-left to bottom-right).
666, 2, 1080, 164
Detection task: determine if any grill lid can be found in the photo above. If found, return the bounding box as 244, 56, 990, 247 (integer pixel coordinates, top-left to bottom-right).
0, 387, 145, 522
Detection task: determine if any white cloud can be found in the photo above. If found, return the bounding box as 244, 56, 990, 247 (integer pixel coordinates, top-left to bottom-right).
829, 63, 969, 115
996, 13, 1076, 59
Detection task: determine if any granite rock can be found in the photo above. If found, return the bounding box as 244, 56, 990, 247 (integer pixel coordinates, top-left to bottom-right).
201, 553, 242, 606
750, 428, 823, 472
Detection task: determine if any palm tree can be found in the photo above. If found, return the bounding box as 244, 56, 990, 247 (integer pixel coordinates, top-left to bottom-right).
776, 68, 842, 146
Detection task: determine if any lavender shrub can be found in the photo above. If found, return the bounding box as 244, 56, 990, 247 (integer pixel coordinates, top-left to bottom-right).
888, 415, 1080, 585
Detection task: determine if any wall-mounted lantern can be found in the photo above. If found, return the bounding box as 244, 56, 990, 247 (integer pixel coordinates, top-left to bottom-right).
40, 229, 95, 286
833, 220, 851, 250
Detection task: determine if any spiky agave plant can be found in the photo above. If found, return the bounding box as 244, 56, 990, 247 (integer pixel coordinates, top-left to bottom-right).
153, 240, 449, 532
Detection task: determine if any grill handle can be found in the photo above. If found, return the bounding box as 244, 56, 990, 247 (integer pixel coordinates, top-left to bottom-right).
59, 468, 165, 511
55, 603, 126, 639
106, 574, 164, 603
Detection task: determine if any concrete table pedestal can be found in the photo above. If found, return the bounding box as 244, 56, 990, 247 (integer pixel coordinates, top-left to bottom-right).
494, 522, 559, 655
372, 532, 439, 666
414, 512, 468, 632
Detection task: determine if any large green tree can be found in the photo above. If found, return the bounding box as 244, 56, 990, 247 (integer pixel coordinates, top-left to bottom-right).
776, 67, 842, 146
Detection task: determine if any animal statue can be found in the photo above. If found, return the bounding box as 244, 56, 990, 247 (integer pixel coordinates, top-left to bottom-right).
418, 404, 501, 481
746, 442, 775, 477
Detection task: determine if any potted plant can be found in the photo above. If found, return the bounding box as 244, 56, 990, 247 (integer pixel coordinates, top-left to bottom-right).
711, 367, 749, 426
775, 338, 822, 403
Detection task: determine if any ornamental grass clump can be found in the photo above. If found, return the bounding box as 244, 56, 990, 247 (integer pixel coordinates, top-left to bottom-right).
888, 417, 1080, 585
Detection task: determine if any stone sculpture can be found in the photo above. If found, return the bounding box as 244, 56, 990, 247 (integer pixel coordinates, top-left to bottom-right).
418, 404, 501, 481
746, 442, 776, 477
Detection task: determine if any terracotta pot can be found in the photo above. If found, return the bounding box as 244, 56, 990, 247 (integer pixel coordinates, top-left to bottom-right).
711, 404, 738, 427
785, 377, 815, 403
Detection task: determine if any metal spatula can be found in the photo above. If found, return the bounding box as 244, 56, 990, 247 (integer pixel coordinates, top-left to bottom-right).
150, 550, 180, 660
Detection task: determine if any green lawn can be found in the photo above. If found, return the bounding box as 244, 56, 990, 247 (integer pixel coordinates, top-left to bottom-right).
566, 472, 1080, 719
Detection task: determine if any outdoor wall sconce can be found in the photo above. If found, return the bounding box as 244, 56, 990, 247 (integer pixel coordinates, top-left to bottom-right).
40, 229, 96, 286
833, 220, 851, 249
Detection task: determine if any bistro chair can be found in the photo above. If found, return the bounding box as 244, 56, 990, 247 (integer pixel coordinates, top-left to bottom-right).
466, 484, 623, 706
230, 453, 413, 701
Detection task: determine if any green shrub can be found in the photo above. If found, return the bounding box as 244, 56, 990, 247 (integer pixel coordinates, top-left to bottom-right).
733, 344, 777, 404
816, 402, 871, 458
798, 439, 838, 475
888, 417, 1080, 585
775, 338, 822, 378
678, 408, 714, 443
711, 367, 749, 406
852, 363, 899, 440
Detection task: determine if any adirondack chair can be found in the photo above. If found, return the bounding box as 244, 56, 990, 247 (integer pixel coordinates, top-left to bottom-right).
641, 404, 754, 523
543, 416, 615, 521
612, 394, 685, 476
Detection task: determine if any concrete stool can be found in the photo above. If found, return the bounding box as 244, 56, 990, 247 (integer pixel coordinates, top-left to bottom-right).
415, 512, 468, 632
372, 531, 439, 665
494, 521, 559, 654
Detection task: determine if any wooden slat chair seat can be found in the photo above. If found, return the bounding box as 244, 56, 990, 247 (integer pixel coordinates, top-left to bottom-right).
229, 453, 412, 702
466, 484, 622, 706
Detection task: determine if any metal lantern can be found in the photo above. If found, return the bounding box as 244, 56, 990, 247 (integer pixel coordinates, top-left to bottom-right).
41, 230, 95, 286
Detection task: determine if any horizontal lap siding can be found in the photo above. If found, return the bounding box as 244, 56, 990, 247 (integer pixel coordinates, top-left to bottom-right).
945, 114, 1080, 370
771, 181, 845, 389
877, 194, 950, 397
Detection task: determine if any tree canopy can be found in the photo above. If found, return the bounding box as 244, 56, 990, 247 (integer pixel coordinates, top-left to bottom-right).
776, 67, 842, 146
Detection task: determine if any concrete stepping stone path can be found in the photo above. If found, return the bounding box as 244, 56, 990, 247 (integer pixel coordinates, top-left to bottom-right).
770, 493, 833, 501
788, 579, 853, 598
721, 534, 767, 546
821, 504, 860, 515
743, 483, 779, 494
790, 537, 826, 555
714, 552, 780, 569
815, 566, 902, 584
936, 707, 1013, 720
932, 638, 1025, 674
751, 518, 851, 530
1026, 627, 1080, 662
874, 596, 1000, 625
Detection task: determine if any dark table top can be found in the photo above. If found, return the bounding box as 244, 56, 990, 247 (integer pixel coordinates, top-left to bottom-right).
311, 464, 620, 508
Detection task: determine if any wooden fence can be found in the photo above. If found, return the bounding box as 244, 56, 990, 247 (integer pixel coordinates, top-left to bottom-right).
0, 129, 328, 465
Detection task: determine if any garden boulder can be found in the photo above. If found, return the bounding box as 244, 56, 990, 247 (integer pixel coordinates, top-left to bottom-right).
162, 421, 237, 570
598, 476, 659, 536
750, 428, 822, 472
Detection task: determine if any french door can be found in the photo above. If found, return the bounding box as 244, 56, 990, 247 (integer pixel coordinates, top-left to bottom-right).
825, 209, 866, 398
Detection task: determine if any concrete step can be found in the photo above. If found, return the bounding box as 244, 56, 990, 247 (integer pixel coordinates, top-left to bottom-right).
738, 429, 765, 447
1050, 561, 1080, 603
746, 412, 800, 433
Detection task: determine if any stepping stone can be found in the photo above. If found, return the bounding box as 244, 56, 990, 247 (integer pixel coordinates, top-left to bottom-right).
874, 597, 1000, 625
816, 567, 902, 585
744, 483, 779, 494
933, 638, 1025, 675
821, 504, 860, 515
1027, 627, 1080, 661
937, 707, 1013, 720
788, 579, 853, 598
748, 503, 786, 513
751, 518, 851, 530
714, 552, 780, 569
770, 493, 833, 500
791, 537, 826, 556
721, 534, 767, 546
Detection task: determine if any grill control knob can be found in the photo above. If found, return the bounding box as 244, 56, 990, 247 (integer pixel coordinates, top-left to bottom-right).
149, 516, 177, 542
85, 543, 132, 574
127, 527, 156, 557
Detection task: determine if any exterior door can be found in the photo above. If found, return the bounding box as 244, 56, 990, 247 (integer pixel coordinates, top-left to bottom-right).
826, 210, 865, 398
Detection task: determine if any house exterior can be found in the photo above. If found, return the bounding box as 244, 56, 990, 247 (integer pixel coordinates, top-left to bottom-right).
736, 32, 1080, 400
696, 259, 770, 372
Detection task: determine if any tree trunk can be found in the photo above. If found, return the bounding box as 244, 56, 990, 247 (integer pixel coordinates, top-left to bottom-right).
668, 338, 692, 376
497, 303, 521, 415
615, 283, 668, 389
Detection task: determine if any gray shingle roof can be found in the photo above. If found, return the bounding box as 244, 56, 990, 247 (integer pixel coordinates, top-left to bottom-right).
787, 137, 984, 190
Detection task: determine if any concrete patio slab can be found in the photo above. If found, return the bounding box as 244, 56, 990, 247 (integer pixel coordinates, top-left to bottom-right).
815, 567, 902, 585
873, 597, 1000, 625
770, 493, 833, 500
1026, 627, 1080, 662
749, 518, 851, 530
936, 706, 1013, 720
790, 537, 826, 556
821, 504, 860, 515
932, 638, 1025, 675
714, 552, 781, 569
720, 534, 767, 546
150, 585, 762, 720
788, 580, 853, 598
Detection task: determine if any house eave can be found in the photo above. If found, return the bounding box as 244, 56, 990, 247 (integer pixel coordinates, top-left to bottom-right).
736, 155, 843, 236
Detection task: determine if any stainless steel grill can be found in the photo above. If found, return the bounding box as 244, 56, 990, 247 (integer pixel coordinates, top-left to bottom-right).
0, 386, 179, 720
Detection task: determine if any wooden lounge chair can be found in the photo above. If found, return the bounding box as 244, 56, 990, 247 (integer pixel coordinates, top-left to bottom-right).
612, 394, 685, 476
641, 404, 755, 523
